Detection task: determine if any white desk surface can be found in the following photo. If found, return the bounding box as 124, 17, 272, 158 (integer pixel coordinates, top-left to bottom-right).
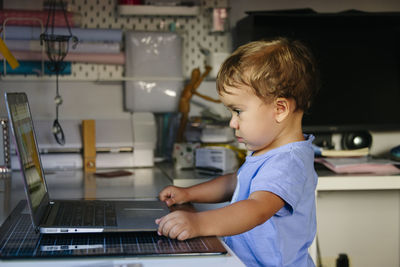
161, 162, 400, 191
0, 251, 244, 267
0, 167, 245, 267
317, 174, 400, 191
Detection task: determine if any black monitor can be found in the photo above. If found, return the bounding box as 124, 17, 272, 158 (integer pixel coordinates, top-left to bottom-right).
234, 9, 400, 133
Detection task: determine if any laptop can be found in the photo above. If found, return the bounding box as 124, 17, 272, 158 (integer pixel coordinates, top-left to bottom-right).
5, 92, 170, 234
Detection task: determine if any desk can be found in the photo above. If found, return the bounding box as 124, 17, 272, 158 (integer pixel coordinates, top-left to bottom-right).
0, 168, 245, 267
161, 163, 400, 191
160, 163, 400, 267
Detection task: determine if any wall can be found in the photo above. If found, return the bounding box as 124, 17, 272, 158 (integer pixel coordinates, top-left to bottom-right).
1, 0, 399, 127
0, 80, 129, 120
0, 0, 231, 121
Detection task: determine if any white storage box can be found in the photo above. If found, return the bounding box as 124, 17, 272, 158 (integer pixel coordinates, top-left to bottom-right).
195, 146, 238, 173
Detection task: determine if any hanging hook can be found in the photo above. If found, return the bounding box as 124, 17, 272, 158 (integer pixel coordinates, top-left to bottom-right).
40, 0, 77, 146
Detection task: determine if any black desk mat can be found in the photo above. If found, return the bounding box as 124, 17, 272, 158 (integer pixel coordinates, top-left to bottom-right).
0, 201, 226, 259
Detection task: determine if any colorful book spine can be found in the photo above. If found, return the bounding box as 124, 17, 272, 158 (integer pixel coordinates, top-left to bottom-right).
0, 9, 81, 27
3, 26, 123, 42
4, 40, 121, 54
0, 61, 71, 75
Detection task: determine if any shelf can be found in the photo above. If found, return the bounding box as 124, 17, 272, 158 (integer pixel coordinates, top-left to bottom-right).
117, 4, 200, 16
157, 162, 400, 192
0, 75, 185, 82
317, 175, 400, 191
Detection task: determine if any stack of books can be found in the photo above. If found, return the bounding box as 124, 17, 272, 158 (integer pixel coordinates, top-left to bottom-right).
314, 147, 400, 175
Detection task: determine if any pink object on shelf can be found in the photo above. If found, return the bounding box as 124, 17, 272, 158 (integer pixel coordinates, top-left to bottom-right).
0, 50, 125, 65
315, 157, 400, 175
0, 10, 81, 27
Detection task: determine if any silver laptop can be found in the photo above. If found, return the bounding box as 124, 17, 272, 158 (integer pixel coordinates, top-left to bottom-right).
5, 92, 169, 234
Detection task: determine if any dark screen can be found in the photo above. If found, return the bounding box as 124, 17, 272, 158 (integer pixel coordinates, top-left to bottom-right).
235, 11, 400, 132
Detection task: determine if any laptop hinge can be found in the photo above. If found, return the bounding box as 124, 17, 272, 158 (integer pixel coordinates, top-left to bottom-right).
41, 201, 58, 226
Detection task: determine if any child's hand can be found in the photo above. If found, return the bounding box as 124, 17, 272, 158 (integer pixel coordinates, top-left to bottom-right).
159, 185, 190, 207
155, 210, 200, 240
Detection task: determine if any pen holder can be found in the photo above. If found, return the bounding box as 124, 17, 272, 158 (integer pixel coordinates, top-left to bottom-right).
0, 118, 11, 173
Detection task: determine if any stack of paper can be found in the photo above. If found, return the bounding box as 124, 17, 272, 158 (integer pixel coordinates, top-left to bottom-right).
315, 156, 400, 175
320, 147, 369, 157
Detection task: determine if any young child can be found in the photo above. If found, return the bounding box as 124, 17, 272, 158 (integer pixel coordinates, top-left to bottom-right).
156, 37, 319, 267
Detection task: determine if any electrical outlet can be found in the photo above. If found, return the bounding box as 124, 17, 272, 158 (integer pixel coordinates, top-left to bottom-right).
321, 257, 337, 267
320, 255, 352, 267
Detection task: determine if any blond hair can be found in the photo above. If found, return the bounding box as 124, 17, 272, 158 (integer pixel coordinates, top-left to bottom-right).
217, 37, 319, 111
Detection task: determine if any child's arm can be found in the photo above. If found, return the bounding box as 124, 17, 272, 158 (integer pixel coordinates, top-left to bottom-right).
159, 172, 237, 206
156, 190, 285, 240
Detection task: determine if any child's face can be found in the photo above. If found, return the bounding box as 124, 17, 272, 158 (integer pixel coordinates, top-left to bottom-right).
219, 85, 282, 156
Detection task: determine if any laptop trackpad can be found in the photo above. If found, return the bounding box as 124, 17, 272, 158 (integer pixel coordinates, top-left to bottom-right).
116, 201, 169, 231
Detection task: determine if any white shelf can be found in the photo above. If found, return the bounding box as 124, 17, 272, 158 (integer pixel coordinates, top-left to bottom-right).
160, 160, 400, 192
317, 175, 400, 191
171, 174, 400, 191
117, 4, 200, 16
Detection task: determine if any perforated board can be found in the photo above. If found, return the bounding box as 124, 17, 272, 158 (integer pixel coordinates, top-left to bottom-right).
69, 0, 230, 80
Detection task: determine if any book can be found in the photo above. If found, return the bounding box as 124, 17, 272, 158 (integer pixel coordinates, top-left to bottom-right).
5, 40, 121, 54
320, 147, 369, 157
0, 60, 71, 75
4, 26, 123, 42
315, 156, 400, 175
0, 9, 81, 27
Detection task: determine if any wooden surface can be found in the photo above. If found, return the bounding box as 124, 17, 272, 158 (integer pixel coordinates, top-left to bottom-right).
82, 119, 96, 173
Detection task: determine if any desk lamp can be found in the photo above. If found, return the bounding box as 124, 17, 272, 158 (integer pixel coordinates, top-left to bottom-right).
40, 0, 78, 145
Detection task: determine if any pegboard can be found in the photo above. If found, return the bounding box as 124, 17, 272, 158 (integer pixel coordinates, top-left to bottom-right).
69, 0, 230, 79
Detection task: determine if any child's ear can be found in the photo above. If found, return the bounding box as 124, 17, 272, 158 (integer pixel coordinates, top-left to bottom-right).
274, 98, 291, 123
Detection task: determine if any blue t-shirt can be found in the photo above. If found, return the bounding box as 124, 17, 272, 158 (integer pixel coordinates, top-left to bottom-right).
225, 135, 318, 267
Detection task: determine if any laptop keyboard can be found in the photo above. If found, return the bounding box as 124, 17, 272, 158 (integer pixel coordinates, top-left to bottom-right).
54, 202, 117, 227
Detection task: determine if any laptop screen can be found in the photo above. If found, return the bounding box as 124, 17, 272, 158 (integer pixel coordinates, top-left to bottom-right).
6, 93, 47, 212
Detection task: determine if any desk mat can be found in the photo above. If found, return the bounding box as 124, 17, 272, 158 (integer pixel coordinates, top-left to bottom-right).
0, 201, 226, 259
